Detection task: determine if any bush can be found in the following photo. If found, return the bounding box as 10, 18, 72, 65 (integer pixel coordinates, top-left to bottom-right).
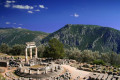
93, 60, 105, 65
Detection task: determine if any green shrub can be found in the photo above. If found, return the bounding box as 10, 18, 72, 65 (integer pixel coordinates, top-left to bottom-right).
93, 60, 105, 65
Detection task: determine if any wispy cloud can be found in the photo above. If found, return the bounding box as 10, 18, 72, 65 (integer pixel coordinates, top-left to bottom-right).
13, 23, 16, 24
3, 0, 48, 13
4, 0, 16, 8
19, 24, 23, 25
18, 27, 22, 29
12, 5, 34, 9
39, 5, 48, 9
39, 5, 45, 8
28, 11, 33, 13
6, 0, 16, 4
35, 9, 40, 12
4, 4, 11, 8
6, 22, 10, 24
5, 22, 23, 26
71, 13, 79, 18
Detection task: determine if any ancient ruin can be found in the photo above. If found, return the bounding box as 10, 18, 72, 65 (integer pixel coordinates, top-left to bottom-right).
0, 42, 120, 80
25, 42, 38, 63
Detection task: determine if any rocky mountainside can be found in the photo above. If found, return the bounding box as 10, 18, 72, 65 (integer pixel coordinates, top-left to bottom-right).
42, 24, 120, 53
1, 25, 120, 53
0, 28, 48, 46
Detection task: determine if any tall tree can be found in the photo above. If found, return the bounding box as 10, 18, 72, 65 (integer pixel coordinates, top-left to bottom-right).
43, 38, 65, 59
38, 45, 45, 58
0, 43, 10, 54
10, 44, 25, 55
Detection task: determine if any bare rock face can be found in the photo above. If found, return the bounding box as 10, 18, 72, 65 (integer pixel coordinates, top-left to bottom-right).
42, 24, 120, 53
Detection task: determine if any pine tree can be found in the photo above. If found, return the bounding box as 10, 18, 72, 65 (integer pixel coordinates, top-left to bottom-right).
43, 38, 65, 59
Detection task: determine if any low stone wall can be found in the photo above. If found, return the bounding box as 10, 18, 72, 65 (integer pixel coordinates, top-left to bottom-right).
15, 65, 64, 79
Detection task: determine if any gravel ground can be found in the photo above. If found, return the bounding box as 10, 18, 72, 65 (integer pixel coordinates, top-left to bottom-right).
62, 65, 91, 80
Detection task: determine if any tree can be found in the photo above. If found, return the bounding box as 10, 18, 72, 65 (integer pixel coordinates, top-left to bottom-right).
43, 38, 65, 59
10, 44, 25, 55
38, 45, 45, 58
0, 43, 10, 54
65, 48, 82, 61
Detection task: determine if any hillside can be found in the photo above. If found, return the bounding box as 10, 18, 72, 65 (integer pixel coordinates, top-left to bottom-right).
42, 24, 120, 53
0, 28, 48, 46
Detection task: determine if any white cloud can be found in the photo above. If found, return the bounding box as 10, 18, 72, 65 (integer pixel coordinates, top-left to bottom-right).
4, 4, 11, 8
74, 13, 79, 17
28, 11, 33, 13
5, 0, 16, 8
18, 27, 22, 29
3, 0, 48, 14
12, 5, 34, 9
6, 22, 10, 24
71, 13, 79, 18
35, 9, 40, 11
39, 5, 45, 8
6, 0, 16, 4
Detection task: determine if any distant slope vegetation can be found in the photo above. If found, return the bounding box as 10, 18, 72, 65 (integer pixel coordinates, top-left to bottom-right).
0, 28, 48, 46
42, 24, 120, 53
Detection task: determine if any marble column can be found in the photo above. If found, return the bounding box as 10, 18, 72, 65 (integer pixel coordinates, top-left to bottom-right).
37, 69, 39, 74
24, 68, 26, 73
45, 67, 47, 74
35, 47, 38, 58
25, 48, 28, 63
58, 65, 61, 70
29, 69, 32, 74
30, 48, 32, 59
51, 68, 53, 72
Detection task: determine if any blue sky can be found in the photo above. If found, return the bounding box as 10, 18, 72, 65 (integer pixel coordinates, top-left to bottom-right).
0, 0, 120, 33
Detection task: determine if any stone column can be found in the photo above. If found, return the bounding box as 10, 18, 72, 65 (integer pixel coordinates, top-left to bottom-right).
58, 65, 61, 70
35, 47, 38, 58
20, 68, 23, 73
29, 69, 32, 74
45, 67, 47, 74
51, 68, 53, 72
25, 48, 28, 63
37, 69, 39, 74
30, 48, 32, 59
24, 68, 26, 73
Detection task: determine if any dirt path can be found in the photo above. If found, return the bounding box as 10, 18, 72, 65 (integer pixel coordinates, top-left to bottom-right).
62, 65, 91, 80
1, 67, 18, 79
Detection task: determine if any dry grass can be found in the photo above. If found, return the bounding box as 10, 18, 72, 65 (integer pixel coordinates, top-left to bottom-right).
0, 53, 8, 57
30, 65, 44, 68
0, 73, 6, 80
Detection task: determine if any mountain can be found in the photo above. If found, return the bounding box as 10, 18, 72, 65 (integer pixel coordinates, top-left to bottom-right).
0, 28, 48, 46
42, 24, 120, 53
1, 25, 120, 53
